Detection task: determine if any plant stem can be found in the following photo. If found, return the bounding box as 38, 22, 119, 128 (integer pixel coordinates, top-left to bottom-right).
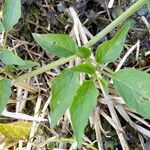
38, 137, 97, 150
13, 0, 147, 83
3, 30, 8, 47
103, 66, 114, 75
84, 0, 147, 47
13, 55, 76, 84
101, 70, 113, 78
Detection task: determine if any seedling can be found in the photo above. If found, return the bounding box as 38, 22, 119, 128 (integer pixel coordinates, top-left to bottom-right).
0, 0, 149, 148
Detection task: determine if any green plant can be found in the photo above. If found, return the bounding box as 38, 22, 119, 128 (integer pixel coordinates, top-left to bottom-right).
147, 0, 150, 12
0, 0, 150, 148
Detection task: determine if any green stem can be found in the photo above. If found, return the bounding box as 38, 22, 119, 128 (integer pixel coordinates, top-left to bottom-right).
102, 70, 113, 79
13, 55, 76, 84
13, 0, 146, 83
3, 30, 8, 47
84, 0, 147, 47
102, 66, 114, 75
38, 137, 97, 150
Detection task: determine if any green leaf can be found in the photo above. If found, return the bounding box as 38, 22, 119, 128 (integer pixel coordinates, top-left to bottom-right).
78, 47, 91, 58
72, 63, 96, 75
0, 49, 26, 65
33, 33, 78, 58
96, 20, 134, 64
0, 21, 4, 32
50, 69, 80, 127
147, 0, 150, 12
0, 49, 38, 68
50, 63, 96, 127
101, 79, 109, 95
113, 69, 150, 118
17, 60, 38, 69
2, 0, 21, 31
0, 78, 11, 114
70, 80, 99, 146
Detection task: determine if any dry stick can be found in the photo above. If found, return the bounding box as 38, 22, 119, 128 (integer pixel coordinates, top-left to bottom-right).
100, 96, 125, 105
12, 0, 147, 84
2, 141, 17, 150
138, 133, 145, 150
69, 142, 78, 150
69, 7, 82, 79
26, 96, 42, 150
69, 7, 81, 46
115, 105, 135, 126
83, 26, 94, 39
16, 87, 25, 150
128, 112, 150, 128
40, 96, 59, 148
94, 107, 104, 150
135, 124, 150, 137
98, 79, 129, 150
100, 110, 121, 131
16, 79, 30, 113
2, 109, 47, 122
115, 41, 140, 72
69, 7, 88, 79
115, 104, 150, 138
30, 96, 54, 149
16, 87, 23, 113
14, 82, 38, 93
18, 140, 23, 150
135, 40, 140, 61
105, 0, 112, 21
71, 8, 88, 44
141, 16, 150, 35
101, 96, 150, 137
101, 95, 150, 138
19, 87, 29, 112
108, 0, 115, 8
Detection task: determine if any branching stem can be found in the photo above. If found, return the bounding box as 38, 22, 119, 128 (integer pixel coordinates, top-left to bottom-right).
13, 0, 147, 83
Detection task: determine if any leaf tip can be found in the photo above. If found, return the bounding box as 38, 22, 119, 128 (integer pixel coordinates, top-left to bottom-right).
50, 118, 56, 129
32, 33, 39, 38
